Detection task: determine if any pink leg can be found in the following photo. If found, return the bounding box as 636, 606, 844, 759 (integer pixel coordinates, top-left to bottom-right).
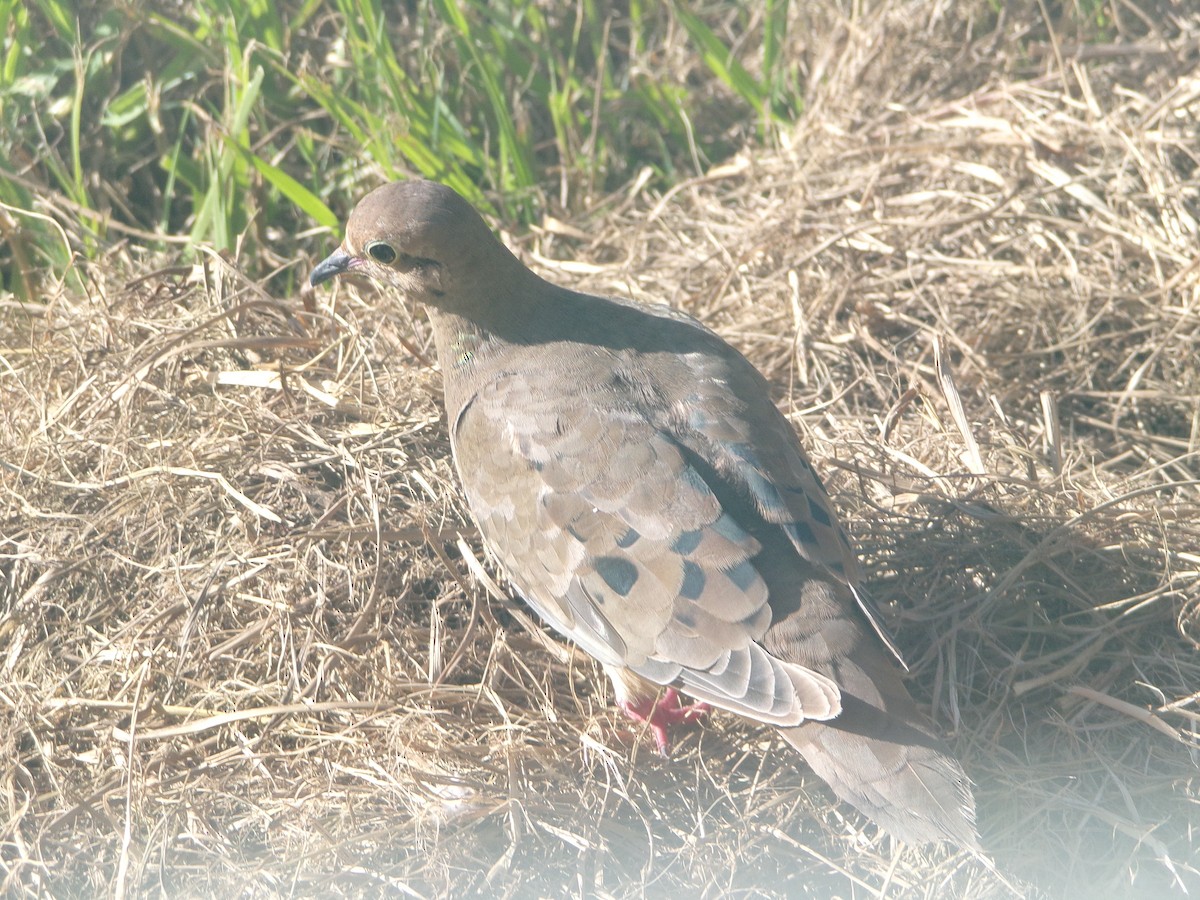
619, 688, 710, 755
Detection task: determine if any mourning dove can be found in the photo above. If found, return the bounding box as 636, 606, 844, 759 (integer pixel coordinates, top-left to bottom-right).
310, 179, 978, 847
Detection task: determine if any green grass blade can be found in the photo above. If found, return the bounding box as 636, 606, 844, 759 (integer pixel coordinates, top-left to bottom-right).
673, 4, 767, 112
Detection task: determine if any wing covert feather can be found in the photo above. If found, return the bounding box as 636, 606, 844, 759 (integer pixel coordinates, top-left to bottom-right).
450, 366, 840, 725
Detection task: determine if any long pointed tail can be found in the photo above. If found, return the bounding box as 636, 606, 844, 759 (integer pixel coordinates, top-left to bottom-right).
779, 691, 978, 847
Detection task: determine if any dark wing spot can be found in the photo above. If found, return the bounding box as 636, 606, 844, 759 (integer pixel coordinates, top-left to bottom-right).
807, 495, 833, 527
672, 529, 703, 555
726, 560, 758, 592
785, 520, 817, 548
594, 556, 638, 597
616, 527, 641, 549
712, 513, 747, 542
680, 561, 706, 600
788, 477, 828, 497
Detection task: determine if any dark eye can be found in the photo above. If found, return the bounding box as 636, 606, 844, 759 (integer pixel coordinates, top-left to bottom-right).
366, 241, 397, 264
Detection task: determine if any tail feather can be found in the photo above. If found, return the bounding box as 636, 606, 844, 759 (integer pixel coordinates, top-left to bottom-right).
779, 694, 978, 847
756, 569, 978, 846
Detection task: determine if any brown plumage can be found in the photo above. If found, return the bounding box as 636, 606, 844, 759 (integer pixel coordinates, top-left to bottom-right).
310, 179, 978, 847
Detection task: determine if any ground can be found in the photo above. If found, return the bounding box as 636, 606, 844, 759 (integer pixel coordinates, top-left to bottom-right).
2, 3, 1198, 897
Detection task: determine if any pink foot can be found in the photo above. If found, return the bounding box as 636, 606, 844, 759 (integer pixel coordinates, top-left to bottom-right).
619, 688, 711, 755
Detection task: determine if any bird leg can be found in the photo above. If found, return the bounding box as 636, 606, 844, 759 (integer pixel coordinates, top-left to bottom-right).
619, 687, 710, 754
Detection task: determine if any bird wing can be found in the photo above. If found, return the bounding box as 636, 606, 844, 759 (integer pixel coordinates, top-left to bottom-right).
656, 331, 908, 668
450, 356, 842, 726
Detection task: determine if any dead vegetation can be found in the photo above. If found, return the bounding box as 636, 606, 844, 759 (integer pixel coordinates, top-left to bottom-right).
3, 2, 1199, 897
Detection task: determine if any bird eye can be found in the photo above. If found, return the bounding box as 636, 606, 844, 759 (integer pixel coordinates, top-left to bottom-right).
366, 241, 397, 264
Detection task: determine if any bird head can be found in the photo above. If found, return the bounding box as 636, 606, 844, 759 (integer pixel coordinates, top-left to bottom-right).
310, 180, 517, 308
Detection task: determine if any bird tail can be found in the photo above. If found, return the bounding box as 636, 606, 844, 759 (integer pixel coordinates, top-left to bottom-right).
778, 689, 979, 847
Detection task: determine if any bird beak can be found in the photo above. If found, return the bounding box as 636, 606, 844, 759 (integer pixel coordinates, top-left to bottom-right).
310, 248, 355, 287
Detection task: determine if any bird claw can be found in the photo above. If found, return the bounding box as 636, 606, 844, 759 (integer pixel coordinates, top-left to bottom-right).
619, 687, 711, 755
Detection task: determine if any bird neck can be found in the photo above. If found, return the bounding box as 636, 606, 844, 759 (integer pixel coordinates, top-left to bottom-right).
424, 250, 566, 343
423, 267, 565, 411
425, 308, 497, 373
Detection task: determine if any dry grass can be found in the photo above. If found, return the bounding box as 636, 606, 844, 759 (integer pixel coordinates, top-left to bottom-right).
3, 2, 1200, 897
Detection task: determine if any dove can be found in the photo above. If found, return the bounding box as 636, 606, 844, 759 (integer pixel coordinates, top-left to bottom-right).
309, 179, 978, 846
